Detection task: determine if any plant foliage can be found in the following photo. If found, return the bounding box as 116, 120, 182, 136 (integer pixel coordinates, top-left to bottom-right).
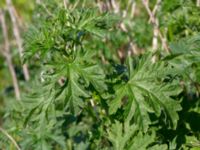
0, 0, 200, 150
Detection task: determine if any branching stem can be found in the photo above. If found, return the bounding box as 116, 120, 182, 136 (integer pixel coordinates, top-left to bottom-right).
142, 0, 170, 53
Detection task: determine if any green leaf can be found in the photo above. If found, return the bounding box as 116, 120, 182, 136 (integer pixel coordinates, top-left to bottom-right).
107, 121, 137, 150
61, 64, 90, 114
77, 63, 107, 93
109, 54, 182, 131
107, 121, 166, 150
148, 144, 168, 150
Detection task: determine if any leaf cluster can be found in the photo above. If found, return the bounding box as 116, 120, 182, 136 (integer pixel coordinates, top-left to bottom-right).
0, 0, 200, 150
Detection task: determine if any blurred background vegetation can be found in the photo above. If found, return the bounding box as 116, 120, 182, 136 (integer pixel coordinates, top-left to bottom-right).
0, 0, 34, 120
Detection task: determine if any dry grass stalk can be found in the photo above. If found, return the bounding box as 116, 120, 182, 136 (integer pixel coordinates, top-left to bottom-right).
0, 10, 20, 100
6, 0, 30, 81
